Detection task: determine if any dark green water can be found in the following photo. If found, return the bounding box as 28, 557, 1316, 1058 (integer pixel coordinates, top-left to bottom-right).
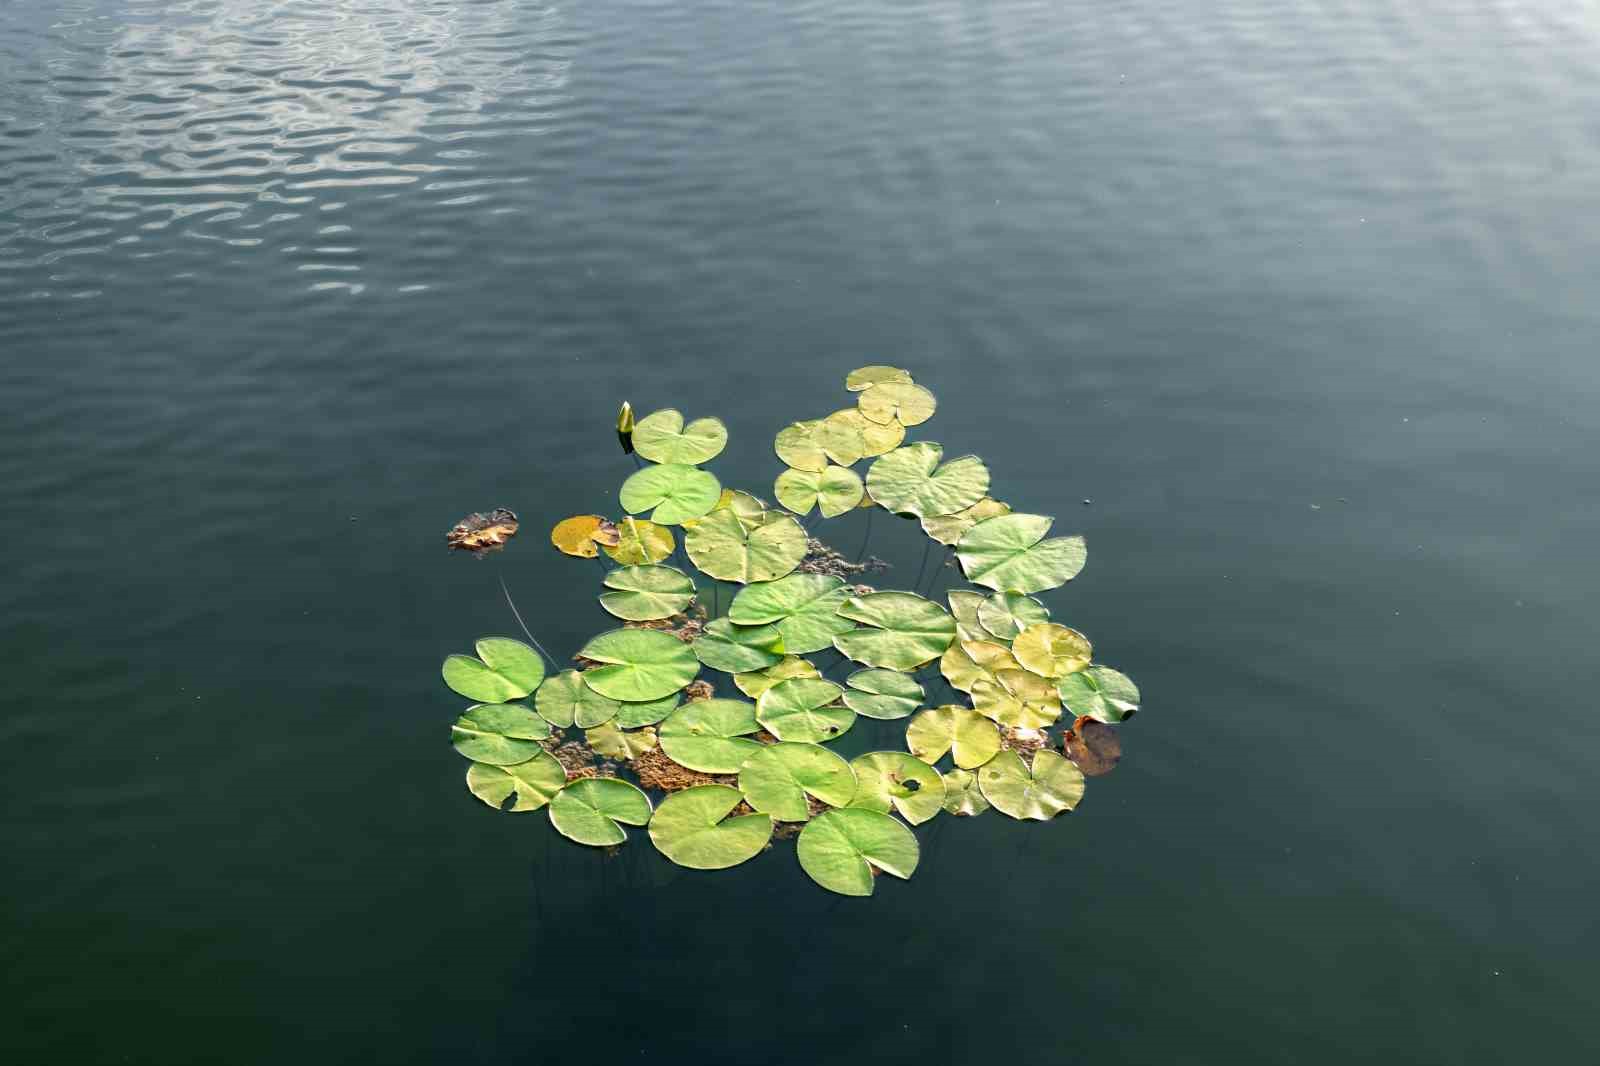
4, 0, 1597, 1062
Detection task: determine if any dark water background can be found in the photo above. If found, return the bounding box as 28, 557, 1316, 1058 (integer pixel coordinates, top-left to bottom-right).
3, 0, 1598, 1062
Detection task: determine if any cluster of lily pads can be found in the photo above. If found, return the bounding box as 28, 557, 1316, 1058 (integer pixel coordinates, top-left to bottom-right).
442, 367, 1141, 896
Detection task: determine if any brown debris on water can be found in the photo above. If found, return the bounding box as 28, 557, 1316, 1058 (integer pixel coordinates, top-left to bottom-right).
547, 739, 600, 780
682, 680, 715, 702
445, 508, 519, 556
632, 746, 735, 792
623, 602, 707, 644
795, 538, 887, 579
998, 724, 1048, 759
1063, 716, 1122, 776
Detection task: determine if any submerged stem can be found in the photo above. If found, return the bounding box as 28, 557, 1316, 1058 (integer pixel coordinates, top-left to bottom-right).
854, 507, 873, 562
499, 575, 558, 668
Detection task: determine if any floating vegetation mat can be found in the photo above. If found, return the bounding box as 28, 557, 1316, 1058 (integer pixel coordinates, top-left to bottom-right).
439, 368, 1143, 896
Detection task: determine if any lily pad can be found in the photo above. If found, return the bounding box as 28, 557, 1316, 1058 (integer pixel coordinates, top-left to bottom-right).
619, 463, 722, 526
699, 489, 768, 533
774, 465, 864, 518
685, 507, 807, 584
832, 591, 956, 671
727, 574, 854, 655
756, 678, 855, 743
978, 749, 1084, 820
549, 777, 653, 846
450, 703, 553, 765
442, 638, 546, 703
733, 656, 821, 698
956, 513, 1086, 593
738, 742, 856, 821
977, 592, 1051, 643
631, 409, 728, 465
939, 639, 1022, 693
447, 508, 519, 555
692, 617, 786, 673
905, 705, 1002, 769
774, 420, 829, 472
1056, 665, 1141, 723
841, 668, 923, 720
865, 443, 990, 518
825, 408, 903, 457
535, 669, 619, 728
848, 751, 946, 825
603, 516, 675, 565
614, 692, 680, 728
813, 413, 867, 467
971, 675, 1061, 729
658, 698, 764, 773
857, 380, 936, 426
599, 564, 697, 621
946, 590, 987, 642
649, 785, 773, 869
797, 807, 920, 897
845, 365, 913, 391
1012, 622, 1093, 678
940, 768, 990, 816
465, 751, 567, 812
585, 721, 659, 760
921, 497, 1010, 545
1063, 717, 1122, 776
550, 515, 620, 558
576, 629, 700, 702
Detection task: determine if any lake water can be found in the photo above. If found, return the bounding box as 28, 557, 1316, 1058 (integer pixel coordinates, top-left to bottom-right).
3, 0, 1598, 1061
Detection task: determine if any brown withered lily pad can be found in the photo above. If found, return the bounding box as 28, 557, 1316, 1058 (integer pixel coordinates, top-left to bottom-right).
1063, 716, 1121, 776
446, 508, 519, 555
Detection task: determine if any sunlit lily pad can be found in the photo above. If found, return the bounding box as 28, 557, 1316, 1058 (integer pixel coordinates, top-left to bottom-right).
972, 674, 1061, 729
848, 751, 946, 825
585, 721, 659, 760
603, 516, 675, 565
599, 564, 697, 621
921, 497, 1010, 545
549, 777, 653, 846
774, 420, 829, 472
940, 638, 1022, 693
614, 692, 680, 728
977, 592, 1050, 643
865, 443, 990, 518
738, 742, 856, 821
442, 637, 546, 703
797, 807, 920, 896
689, 488, 767, 533
535, 669, 619, 728
1012, 622, 1093, 678
832, 591, 956, 671
693, 618, 786, 673
956, 513, 1086, 593
1064, 717, 1122, 776
685, 507, 807, 584
450, 703, 552, 765
577, 629, 700, 702
841, 668, 923, 720
845, 365, 913, 391
631, 409, 729, 465
825, 408, 903, 457
619, 463, 722, 526
1056, 665, 1141, 723
727, 573, 854, 654
813, 413, 867, 466
905, 705, 1001, 769
550, 514, 620, 558
946, 590, 987, 642
649, 785, 773, 869
465, 751, 567, 812
774, 465, 864, 518
756, 678, 855, 743
733, 656, 821, 698
857, 380, 936, 426
658, 698, 764, 773
978, 749, 1084, 820
940, 768, 990, 816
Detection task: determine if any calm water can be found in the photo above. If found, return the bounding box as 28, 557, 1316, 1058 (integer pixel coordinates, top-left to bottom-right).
3, 0, 1598, 1061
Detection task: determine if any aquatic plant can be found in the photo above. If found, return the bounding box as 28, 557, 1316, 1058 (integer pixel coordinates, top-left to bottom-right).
439, 370, 1144, 896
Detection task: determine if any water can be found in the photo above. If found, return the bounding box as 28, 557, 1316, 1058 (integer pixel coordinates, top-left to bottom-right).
3, 0, 1598, 1061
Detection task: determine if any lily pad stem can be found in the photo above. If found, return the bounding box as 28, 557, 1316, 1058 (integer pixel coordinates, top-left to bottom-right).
854, 507, 873, 562
498, 575, 558, 668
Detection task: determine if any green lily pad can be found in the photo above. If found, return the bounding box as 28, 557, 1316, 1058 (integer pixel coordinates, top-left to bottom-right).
685, 507, 807, 584
846, 365, 913, 391
813, 413, 867, 466
904, 705, 1002, 769
774, 420, 830, 472
940, 639, 1023, 693
733, 656, 821, 698
1057, 665, 1141, 723
576, 629, 700, 702
947, 590, 988, 643
534, 669, 619, 728
971, 675, 1061, 729
857, 380, 936, 426
977, 749, 1084, 820
774, 465, 864, 518
921, 497, 1011, 545
693, 617, 786, 673
756, 678, 855, 743
738, 742, 856, 821
1012, 622, 1093, 678
441, 637, 546, 703
549, 777, 653, 846
727, 574, 855, 655
648, 785, 774, 869
585, 721, 658, 760
977, 592, 1050, 642
956, 513, 1087, 593
698, 489, 768, 533
865, 443, 990, 518
940, 768, 990, 816
825, 408, 903, 457
619, 463, 722, 526
796, 807, 920, 897
598, 564, 697, 621
658, 698, 764, 773
841, 668, 923, 720
603, 516, 675, 565
465, 751, 567, 812
631, 409, 729, 465
614, 692, 680, 728
450, 703, 552, 765
832, 591, 956, 671
848, 751, 946, 825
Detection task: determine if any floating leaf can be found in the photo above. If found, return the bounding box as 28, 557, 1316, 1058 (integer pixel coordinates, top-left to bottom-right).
704, 489, 768, 532
865, 443, 989, 518
738, 742, 856, 821
550, 514, 620, 558
845, 365, 913, 392
972, 675, 1061, 729
693, 617, 786, 673
685, 507, 807, 584
1012, 623, 1093, 678
450, 703, 552, 765
733, 656, 821, 698
774, 420, 829, 472
832, 591, 956, 671
978, 749, 1084, 820
1064, 717, 1122, 776
649, 785, 773, 869
797, 807, 920, 896
813, 413, 867, 466
940, 639, 1021, 693
576, 629, 700, 702
603, 516, 675, 564
904, 705, 1001, 769
447, 508, 519, 555
857, 380, 936, 426
585, 721, 659, 760
956, 513, 1086, 593
465, 751, 567, 812
921, 498, 1010, 546
442, 638, 546, 703
598, 564, 697, 621
614, 692, 680, 728
841, 668, 923, 720
940, 768, 990, 816
549, 778, 653, 846
977, 592, 1051, 643
947, 590, 988, 643
631, 408, 729, 465
774, 465, 864, 518
727, 574, 854, 654
825, 408, 903, 457
848, 751, 946, 825
534, 669, 619, 728
619, 463, 722, 526
756, 678, 855, 743
1056, 666, 1141, 723
658, 698, 764, 773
